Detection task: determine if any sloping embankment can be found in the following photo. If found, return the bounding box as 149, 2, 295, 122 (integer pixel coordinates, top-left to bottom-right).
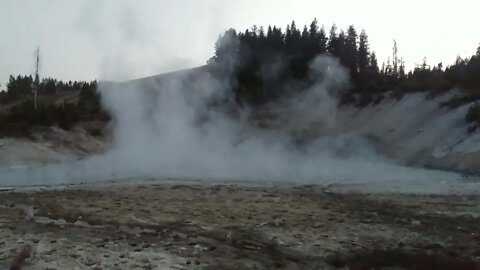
0, 125, 105, 168
334, 92, 480, 174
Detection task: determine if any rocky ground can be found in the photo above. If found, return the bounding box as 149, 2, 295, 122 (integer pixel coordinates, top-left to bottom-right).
0, 180, 479, 269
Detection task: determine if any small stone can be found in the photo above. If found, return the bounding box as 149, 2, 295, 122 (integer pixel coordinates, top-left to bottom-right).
411, 220, 421, 226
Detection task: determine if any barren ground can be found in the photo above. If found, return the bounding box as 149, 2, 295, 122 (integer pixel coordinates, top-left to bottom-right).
0, 181, 479, 269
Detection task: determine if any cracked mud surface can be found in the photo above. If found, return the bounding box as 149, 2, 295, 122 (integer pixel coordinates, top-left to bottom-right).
0, 182, 479, 269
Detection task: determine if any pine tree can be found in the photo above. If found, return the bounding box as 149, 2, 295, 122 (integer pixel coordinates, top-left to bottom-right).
369, 52, 379, 73
209, 28, 239, 66
399, 58, 406, 78
327, 24, 338, 56
301, 25, 309, 54
271, 26, 284, 51
290, 21, 301, 54
309, 19, 319, 40
318, 26, 328, 54
258, 26, 266, 40
285, 24, 292, 53
308, 19, 328, 56
308, 19, 319, 56
265, 25, 275, 51
345, 25, 359, 75
337, 30, 346, 65
358, 30, 370, 75
267, 25, 273, 37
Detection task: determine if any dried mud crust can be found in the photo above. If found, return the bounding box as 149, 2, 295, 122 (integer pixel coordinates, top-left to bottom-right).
0, 183, 479, 269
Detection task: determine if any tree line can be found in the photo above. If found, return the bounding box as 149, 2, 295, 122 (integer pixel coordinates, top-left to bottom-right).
0, 75, 98, 102
1, 19, 479, 131
210, 19, 480, 113
0, 77, 104, 132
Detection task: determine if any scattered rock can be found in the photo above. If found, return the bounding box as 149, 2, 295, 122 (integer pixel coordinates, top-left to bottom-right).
411, 220, 421, 226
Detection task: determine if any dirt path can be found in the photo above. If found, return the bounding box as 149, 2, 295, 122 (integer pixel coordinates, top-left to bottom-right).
0, 182, 479, 269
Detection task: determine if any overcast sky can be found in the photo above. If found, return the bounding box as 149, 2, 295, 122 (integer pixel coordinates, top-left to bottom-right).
0, 0, 479, 88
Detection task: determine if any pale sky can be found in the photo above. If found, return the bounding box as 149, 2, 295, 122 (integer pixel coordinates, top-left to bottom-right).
0, 0, 479, 88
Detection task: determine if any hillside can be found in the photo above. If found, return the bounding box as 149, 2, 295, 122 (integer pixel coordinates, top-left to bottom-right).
2, 66, 480, 176
254, 90, 479, 174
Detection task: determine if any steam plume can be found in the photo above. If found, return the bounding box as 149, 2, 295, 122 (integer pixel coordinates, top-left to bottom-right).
2, 54, 460, 187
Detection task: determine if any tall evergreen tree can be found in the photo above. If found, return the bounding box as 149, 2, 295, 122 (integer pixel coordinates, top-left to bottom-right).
327, 24, 338, 56
358, 30, 370, 75
301, 25, 309, 52
369, 52, 379, 73
289, 21, 301, 54
308, 19, 319, 56
258, 26, 266, 41
210, 28, 239, 65
266, 26, 284, 52
337, 30, 347, 65
318, 26, 328, 54
285, 24, 292, 53
308, 20, 328, 56
345, 25, 359, 75
309, 19, 319, 40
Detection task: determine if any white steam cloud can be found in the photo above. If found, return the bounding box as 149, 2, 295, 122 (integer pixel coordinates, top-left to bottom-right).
0, 54, 460, 187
